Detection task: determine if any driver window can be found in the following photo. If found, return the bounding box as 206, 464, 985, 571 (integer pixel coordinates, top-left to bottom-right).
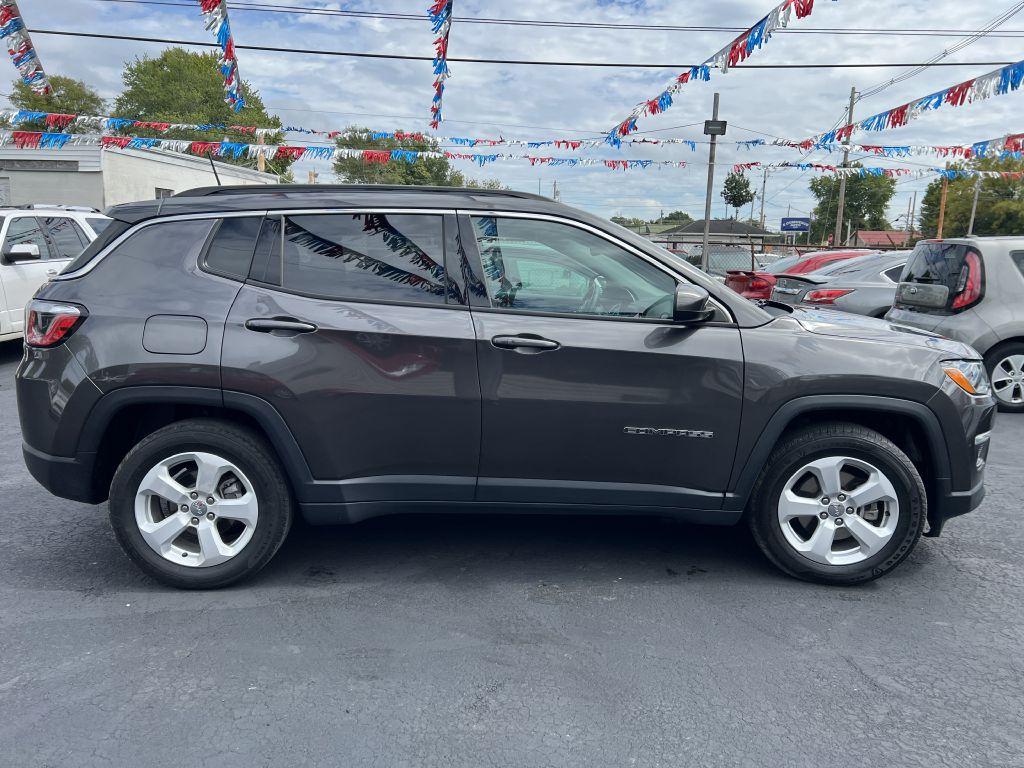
471, 216, 676, 319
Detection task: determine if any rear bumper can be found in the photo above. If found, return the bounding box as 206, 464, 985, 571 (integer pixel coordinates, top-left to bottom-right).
23, 443, 103, 505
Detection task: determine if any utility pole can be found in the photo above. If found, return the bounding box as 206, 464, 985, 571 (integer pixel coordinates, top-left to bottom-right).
905, 196, 913, 234
834, 86, 858, 248
937, 176, 949, 239
759, 168, 768, 228
256, 132, 266, 174
701, 92, 726, 272
909, 191, 917, 240
968, 176, 981, 235
307, 170, 319, 184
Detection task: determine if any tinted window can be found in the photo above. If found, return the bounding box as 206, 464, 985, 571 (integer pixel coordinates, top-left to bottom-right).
41, 216, 88, 259
1012, 251, 1024, 279
471, 216, 676, 319
87, 219, 215, 274
883, 265, 905, 283
204, 217, 262, 279
62, 219, 132, 274
279, 213, 446, 304
3, 217, 50, 259
902, 242, 977, 293
86, 217, 112, 235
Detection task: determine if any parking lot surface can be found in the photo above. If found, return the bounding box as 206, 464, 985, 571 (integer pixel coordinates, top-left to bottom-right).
1, 340, 1022, 768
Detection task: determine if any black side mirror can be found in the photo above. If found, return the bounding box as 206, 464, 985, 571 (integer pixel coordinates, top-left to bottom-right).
673, 283, 715, 324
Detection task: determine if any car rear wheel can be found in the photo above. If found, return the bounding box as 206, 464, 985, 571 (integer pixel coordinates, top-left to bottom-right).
985, 342, 1024, 413
749, 423, 926, 585
109, 419, 293, 589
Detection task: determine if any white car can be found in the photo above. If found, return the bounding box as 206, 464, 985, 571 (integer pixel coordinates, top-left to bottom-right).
0, 206, 111, 342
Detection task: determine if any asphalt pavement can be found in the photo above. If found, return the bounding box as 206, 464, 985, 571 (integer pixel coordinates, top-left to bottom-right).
1, 339, 1022, 768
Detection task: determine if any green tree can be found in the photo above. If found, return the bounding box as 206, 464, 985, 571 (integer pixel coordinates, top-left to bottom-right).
11, 75, 105, 115
114, 48, 293, 179
610, 216, 647, 228
332, 127, 503, 188
808, 168, 896, 245
722, 172, 755, 218
662, 210, 692, 225
919, 156, 1024, 237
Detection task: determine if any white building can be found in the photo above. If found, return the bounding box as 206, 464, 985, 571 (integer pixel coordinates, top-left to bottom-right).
0, 145, 278, 209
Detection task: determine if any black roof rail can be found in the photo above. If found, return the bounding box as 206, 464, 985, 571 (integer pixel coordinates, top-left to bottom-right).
174, 183, 551, 202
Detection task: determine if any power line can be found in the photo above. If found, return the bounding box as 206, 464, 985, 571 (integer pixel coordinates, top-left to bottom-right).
87, 0, 1024, 38
857, 0, 1024, 101
27, 28, 1023, 70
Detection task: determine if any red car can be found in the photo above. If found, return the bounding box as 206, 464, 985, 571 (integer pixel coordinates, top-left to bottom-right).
725, 250, 878, 300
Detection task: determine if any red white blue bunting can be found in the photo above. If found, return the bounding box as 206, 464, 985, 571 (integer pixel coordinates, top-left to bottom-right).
428, 0, 454, 129
1, 1, 50, 95
732, 160, 1024, 180
739, 133, 1024, 159
0, 130, 691, 170
811, 59, 1024, 145
606, 0, 820, 145
198, 0, 245, 112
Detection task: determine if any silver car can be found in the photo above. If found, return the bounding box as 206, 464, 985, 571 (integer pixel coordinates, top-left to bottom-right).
771, 251, 909, 317
887, 237, 1024, 412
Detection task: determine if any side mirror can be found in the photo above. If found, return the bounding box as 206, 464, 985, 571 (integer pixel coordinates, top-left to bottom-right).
3, 243, 41, 264
673, 283, 716, 324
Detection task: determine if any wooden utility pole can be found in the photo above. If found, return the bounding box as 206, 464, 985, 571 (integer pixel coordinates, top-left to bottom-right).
936, 176, 949, 239
833, 86, 857, 248
759, 167, 768, 228
701, 93, 725, 272
307, 170, 319, 184
257, 132, 266, 173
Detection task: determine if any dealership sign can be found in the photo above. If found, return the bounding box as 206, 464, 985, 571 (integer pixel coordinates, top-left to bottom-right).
781, 217, 811, 232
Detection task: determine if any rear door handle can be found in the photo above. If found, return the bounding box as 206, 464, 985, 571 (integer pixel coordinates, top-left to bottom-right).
46, 269, 58, 276
491, 335, 560, 352
245, 317, 319, 334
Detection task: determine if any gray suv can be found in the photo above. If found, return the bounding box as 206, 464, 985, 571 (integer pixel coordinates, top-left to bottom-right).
887, 238, 1024, 413
16, 185, 995, 588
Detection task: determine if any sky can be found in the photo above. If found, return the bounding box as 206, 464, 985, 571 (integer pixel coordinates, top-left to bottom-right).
12, 0, 1024, 230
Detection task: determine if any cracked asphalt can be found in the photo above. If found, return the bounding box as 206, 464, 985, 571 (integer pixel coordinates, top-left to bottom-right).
1, 339, 1022, 768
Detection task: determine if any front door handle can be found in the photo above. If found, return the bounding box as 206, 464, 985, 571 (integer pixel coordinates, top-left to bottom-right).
491, 335, 561, 352
245, 317, 319, 335
46, 269, 58, 276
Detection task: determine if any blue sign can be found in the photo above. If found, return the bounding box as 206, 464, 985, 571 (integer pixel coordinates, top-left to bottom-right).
781, 217, 811, 232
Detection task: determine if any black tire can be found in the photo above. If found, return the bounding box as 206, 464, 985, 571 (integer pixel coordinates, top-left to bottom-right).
984, 341, 1024, 414
109, 418, 294, 589
748, 422, 926, 586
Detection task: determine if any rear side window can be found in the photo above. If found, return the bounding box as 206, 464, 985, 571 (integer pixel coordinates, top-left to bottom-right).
883, 265, 905, 283
1013, 251, 1024, 279
41, 216, 88, 259
81, 219, 215, 274
263, 213, 447, 304
86, 217, 112, 235
62, 219, 133, 274
203, 217, 262, 279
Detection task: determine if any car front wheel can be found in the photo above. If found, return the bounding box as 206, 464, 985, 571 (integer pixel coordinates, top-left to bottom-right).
109, 418, 293, 589
749, 423, 926, 585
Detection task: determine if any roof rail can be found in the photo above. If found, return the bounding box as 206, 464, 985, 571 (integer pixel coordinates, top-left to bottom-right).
174, 183, 551, 202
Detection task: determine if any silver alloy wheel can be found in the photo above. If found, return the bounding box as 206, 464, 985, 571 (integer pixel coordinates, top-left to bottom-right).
134, 451, 259, 568
777, 455, 900, 566
991, 354, 1024, 406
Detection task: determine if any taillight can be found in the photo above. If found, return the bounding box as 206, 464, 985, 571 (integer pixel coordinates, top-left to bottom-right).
803, 289, 854, 305
746, 276, 773, 299
25, 300, 87, 348
951, 250, 983, 311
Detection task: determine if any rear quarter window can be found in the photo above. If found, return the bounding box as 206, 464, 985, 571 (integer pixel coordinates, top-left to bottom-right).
1013, 251, 1024, 279
74, 219, 216, 276
62, 219, 133, 274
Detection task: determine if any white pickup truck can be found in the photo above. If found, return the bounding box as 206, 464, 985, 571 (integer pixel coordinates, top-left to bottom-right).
0, 206, 110, 342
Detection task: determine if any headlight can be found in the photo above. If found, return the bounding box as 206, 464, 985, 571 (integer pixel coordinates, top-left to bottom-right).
942, 360, 991, 396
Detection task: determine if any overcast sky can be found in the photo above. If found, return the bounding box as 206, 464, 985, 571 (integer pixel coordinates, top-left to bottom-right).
14, 0, 1024, 228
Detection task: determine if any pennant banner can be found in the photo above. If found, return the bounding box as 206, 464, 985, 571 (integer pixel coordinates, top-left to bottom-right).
428, 0, 454, 129
606, 0, 820, 145
810, 59, 1024, 145
738, 133, 1024, 160
732, 160, 1024, 180
1, 0, 51, 95
198, 0, 245, 112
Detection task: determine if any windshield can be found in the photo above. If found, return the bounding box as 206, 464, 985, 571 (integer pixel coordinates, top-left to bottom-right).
902, 242, 976, 292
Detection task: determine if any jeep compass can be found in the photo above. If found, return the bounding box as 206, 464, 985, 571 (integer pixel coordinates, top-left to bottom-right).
17, 185, 995, 588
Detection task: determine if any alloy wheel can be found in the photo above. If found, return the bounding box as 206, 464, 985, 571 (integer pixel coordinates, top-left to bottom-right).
991, 354, 1024, 406
134, 452, 259, 568
776, 455, 900, 566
